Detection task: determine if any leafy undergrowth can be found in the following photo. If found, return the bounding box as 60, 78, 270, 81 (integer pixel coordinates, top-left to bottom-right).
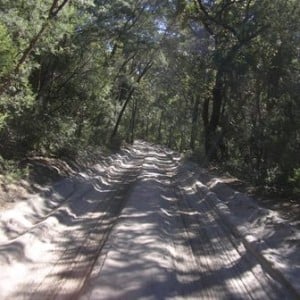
184, 151, 300, 222
0, 146, 111, 210
206, 165, 300, 224
1, 145, 299, 225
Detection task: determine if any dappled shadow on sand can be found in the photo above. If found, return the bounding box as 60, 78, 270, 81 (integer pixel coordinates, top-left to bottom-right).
0, 142, 297, 299
80, 146, 295, 300
0, 143, 146, 299
177, 163, 300, 298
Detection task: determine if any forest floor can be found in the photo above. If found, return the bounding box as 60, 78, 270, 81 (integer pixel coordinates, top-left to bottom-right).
0, 141, 299, 299
205, 167, 300, 226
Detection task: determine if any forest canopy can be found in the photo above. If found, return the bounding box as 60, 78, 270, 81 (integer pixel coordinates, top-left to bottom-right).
0, 0, 299, 194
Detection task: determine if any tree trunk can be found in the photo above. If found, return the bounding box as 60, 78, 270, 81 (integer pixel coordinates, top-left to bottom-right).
157, 110, 163, 143
129, 98, 137, 144
0, 0, 70, 95
202, 97, 210, 155
110, 60, 152, 141
180, 130, 185, 152
111, 87, 135, 141
190, 97, 200, 150
204, 68, 224, 161
145, 118, 149, 138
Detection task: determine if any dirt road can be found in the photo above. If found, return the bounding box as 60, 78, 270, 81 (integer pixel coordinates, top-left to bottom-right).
0, 142, 298, 299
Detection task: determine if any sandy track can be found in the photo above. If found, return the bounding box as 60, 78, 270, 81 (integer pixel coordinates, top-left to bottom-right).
0, 142, 298, 299
0, 146, 145, 299
81, 143, 296, 299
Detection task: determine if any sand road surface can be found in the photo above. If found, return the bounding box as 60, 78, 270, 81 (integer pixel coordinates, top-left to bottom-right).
0, 141, 299, 299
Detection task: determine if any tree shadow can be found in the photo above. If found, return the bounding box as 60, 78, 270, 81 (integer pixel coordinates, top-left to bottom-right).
0, 143, 146, 299
0, 142, 297, 299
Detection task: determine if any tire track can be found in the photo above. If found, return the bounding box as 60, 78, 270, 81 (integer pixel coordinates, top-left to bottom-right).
0, 142, 298, 299
0, 146, 145, 299
27, 154, 145, 299
173, 164, 296, 299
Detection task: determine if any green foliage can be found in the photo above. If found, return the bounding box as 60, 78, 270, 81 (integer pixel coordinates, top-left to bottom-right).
0, 155, 29, 182
289, 169, 300, 194
0, 22, 16, 77
0, 0, 299, 197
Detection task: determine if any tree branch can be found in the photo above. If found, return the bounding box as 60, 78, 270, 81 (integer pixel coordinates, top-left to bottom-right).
0, 0, 70, 95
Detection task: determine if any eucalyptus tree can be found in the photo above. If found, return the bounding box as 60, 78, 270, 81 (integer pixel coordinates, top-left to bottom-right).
157, 0, 300, 190
0, 0, 298, 193
0, 0, 86, 156
186, 0, 300, 188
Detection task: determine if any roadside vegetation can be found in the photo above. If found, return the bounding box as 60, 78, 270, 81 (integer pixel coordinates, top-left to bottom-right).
0, 0, 299, 196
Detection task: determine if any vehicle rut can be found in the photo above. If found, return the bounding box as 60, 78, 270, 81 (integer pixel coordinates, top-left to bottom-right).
0, 141, 298, 299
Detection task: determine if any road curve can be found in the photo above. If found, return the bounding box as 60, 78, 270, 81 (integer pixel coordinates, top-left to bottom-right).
0, 141, 297, 299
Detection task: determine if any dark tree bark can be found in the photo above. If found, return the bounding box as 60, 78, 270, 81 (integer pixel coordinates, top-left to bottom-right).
190, 97, 200, 150
195, 0, 266, 161
202, 97, 210, 154
157, 110, 163, 143
111, 87, 135, 140
110, 60, 152, 141
205, 68, 224, 160
0, 0, 70, 95
128, 97, 137, 144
